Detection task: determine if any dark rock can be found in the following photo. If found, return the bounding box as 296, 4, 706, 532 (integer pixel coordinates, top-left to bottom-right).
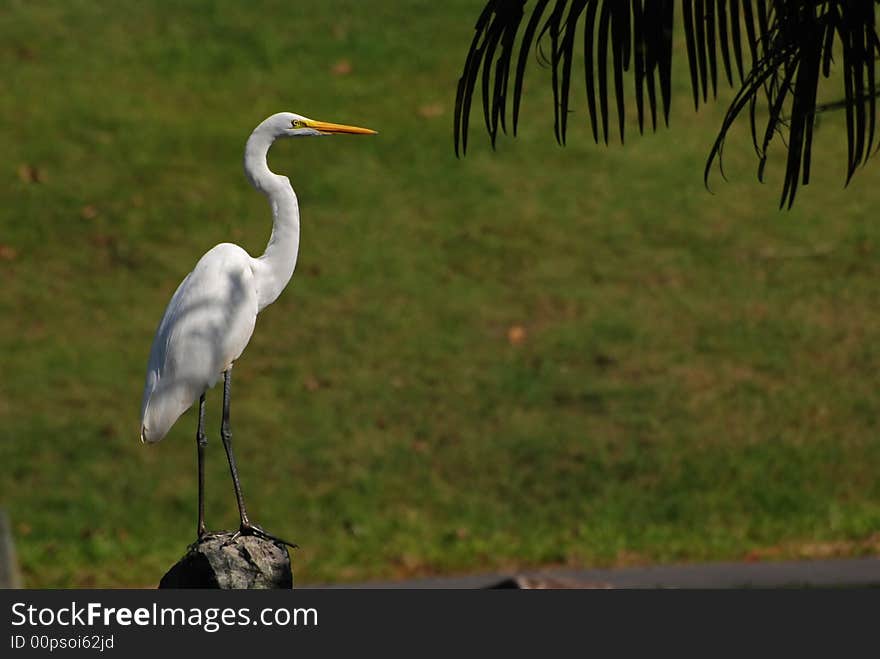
159, 532, 293, 589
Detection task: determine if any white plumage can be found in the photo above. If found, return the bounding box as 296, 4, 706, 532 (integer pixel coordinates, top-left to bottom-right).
140, 243, 258, 442
137, 111, 375, 543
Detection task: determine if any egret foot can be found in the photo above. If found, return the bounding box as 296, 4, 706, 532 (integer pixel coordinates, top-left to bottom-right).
188, 530, 226, 553
230, 522, 298, 549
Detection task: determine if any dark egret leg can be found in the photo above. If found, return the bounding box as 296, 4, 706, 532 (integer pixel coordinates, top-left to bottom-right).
220, 368, 251, 526
196, 393, 208, 538
220, 368, 297, 548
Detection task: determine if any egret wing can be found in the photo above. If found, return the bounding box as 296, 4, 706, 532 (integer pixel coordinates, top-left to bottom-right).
140, 244, 258, 442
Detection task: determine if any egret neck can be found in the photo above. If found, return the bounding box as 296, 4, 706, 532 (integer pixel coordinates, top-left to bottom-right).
244, 125, 301, 312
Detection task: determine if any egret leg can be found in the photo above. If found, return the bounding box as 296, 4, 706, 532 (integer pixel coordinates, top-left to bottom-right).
220, 368, 251, 526
196, 393, 208, 538
219, 368, 297, 549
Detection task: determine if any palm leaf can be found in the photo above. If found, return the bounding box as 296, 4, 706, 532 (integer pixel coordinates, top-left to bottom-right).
706, 1, 880, 208
454, 0, 880, 208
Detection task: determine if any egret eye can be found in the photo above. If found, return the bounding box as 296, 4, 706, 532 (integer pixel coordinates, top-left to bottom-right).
291, 120, 305, 129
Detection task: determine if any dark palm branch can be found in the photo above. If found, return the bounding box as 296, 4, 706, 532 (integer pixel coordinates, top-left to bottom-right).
454, 0, 880, 208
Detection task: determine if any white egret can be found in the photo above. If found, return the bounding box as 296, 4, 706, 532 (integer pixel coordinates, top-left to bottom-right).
140, 112, 376, 545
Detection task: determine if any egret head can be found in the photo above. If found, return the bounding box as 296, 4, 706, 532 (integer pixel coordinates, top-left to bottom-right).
259, 112, 377, 139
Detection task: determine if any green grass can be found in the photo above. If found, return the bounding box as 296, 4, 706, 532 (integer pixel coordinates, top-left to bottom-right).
1, 0, 879, 587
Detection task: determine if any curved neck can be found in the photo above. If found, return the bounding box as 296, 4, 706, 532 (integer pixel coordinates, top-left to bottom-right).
244, 129, 301, 312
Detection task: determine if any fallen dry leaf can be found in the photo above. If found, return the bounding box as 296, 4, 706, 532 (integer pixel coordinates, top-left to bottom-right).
418, 103, 444, 119
17, 164, 44, 184
331, 59, 352, 76
507, 325, 527, 345
0, 245, 18, 261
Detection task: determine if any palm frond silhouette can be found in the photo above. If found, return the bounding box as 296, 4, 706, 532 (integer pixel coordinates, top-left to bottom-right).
454, 0, 880, 208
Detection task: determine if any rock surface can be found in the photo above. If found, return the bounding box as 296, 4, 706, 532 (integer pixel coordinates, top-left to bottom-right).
159, 532, 293, 589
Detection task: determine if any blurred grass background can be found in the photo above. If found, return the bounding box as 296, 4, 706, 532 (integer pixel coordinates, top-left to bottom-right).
1, 0, 878, 587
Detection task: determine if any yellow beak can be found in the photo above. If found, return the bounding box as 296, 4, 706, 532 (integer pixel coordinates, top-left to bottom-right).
305, 119, 377, 135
